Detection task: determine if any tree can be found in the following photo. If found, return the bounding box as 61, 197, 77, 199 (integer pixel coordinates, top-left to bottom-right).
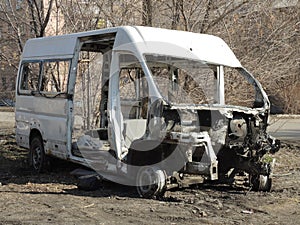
142, 0, 152, 26
211, 1, 300, 113
27, 0, 54, 37
0, 0, 299, 113
0, 0, 55, 99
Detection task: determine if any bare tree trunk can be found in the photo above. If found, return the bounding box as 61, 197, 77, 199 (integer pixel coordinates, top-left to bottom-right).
199, 0, 212, 33
27, 0, 54, 37
171, 0, 180, 29
178, 0, 189, 31
142, 0, 152, 26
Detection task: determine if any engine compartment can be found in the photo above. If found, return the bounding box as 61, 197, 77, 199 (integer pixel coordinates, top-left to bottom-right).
127, 101, 280, 193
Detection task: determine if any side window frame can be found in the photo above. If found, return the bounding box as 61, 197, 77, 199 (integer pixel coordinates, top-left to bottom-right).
40, 59, 71, 94
119, 53, 149, 120
18, 60, 42, 95
18, 59, 71, 96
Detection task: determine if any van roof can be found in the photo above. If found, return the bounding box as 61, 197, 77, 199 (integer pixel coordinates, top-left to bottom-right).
22, 26, 241, 67
22, 27, 119, 60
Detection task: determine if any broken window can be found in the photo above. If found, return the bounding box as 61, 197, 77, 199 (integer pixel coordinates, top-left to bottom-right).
224, 67, 256, 108
41, 60, 70, 93
145, 55, 218, 105
120, 68, 149, 119
19, 62, 40, 92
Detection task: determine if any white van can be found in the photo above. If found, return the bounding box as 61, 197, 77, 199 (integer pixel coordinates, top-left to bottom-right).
15, 26, 280, 197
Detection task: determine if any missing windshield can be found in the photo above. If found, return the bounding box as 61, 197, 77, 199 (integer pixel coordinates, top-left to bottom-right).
145, 54, 264, 109
145, 54, 217, 105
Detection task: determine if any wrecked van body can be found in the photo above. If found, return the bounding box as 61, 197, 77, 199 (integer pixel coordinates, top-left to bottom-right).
15, 26, 280, 198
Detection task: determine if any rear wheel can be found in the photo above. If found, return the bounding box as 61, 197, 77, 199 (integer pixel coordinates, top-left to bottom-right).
136, 166, 166, 198
29, 136, 49, 173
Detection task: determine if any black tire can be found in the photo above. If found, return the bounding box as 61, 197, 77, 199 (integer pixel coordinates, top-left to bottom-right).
29, 136, 49, 173
136, 166, 166, 199
250, 174, 272, 192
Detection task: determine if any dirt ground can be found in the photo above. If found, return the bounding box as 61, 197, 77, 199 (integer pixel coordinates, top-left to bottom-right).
0, 119, 299, 225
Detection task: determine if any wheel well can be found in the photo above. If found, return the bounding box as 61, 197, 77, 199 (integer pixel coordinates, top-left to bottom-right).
29, 129, 42, 145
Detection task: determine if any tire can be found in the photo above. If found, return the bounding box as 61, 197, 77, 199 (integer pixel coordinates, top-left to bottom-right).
29, 136, 49, 173
77, 175, 102, 191
250, 174, 272, 192
136, 166, 166, 199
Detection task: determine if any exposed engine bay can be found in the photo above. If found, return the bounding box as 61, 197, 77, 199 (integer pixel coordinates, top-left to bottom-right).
126, 99, 280, 197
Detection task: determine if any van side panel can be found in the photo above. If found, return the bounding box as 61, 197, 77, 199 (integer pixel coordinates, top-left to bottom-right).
15, 96, 69, 159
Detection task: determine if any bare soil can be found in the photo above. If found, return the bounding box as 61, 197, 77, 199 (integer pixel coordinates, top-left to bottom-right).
0, 123, 299, 225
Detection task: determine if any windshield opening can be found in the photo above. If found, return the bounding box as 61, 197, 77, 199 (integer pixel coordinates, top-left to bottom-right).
224, 67, 259, 108
145, 54, 218, 105
144, 54, 264, 109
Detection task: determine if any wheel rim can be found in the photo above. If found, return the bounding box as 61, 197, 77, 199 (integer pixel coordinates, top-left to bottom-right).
137, 168, 157, 195
137, 167, 166, 198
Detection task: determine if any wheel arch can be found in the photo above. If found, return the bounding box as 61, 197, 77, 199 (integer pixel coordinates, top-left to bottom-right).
28, 128, 50, 173
29, 128, 43, 146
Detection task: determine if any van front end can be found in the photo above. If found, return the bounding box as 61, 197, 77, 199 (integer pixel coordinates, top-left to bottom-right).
117, 30, 281, 197
127, 97, 280, 198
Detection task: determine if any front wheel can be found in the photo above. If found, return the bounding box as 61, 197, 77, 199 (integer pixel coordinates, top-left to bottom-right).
29, 136, 49, 173
136, 166, 166, 198
250, 174, 272, 192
